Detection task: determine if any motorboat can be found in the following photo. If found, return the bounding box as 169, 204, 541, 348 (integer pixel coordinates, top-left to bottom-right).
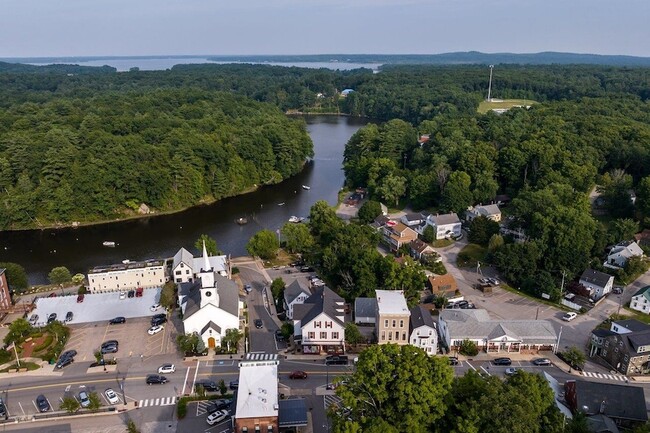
103, 241, 116, 247
302, 185, 311, 190
288, 216, 300, 223
236, 217, 248, 225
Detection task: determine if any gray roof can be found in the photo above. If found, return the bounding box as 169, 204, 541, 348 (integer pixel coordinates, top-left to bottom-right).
173, 247, 194, 270
284, 280, 311, 305
200, 321, 221, 335
354, 298, 377, 319
403, 212, 424, 222
278, 398, 308, 428
410, 305, 435, 331
410, 238, 433, 254
183, 274, 239, 319
478, 204, 501, 216
293, 286, 345, 326
592, 328, 616, 338
429, 213, 460, 226
574, 380, 647, 422
586, 414, 620, 433
613, 319, 650, 333
627, 330, 650, 353
580, 269, 613, 288
439, 309, 557, 344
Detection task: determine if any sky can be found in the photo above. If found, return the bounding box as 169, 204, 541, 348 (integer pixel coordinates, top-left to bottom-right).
0, 0, 649, 58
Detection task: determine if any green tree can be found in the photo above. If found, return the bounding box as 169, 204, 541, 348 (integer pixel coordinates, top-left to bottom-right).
127, 418, 141, 433
281, 322, 294, 340
4, 318, 33, 346
637, 175, 650, 221
87, 392, 102, 411
357, 200, 382, 224
488, 234, 505, 253
48, 266, 72, 285
421, 225, 435, 243
177, 333, 201, 354
0, 262, 28, 293
344, 322, 364, 346
442, 171, 473, 214
376, 174, 407, 207
458, 339, 479, 356
270, 278, 286, 304
221, 328, 243, 352
71, 273, 85, 284
309, 200, 343, 244
159, 281, 177, 310
564, 412, 589, 433
333, 344, 453, 433
195, 234, 222, 256
281, 223, 314, 254
562, 346, 586, 372
60, 396, 80, 413
468, 216, 501, 246
609, 218, 639, 243
246, 229, 279, 260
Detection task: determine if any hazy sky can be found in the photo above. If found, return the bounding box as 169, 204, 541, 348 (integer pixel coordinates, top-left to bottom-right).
0, 0, 648, 58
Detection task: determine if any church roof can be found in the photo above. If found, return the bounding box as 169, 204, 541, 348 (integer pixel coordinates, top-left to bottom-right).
183, 274, 239, 320
200, 321, 221, 335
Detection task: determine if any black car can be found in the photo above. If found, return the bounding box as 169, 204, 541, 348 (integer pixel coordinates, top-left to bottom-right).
195, 380, 218, 392
492, 357, 512, 366
275, 329, 285, 341
36, 394, 50, 412
65, 311, 74, 322
109, 317, 126, 325
207, 399, 233, 413
229, 380, 239, 390
47, 313, 57, 323
55, 356, 74, 369
60, 350, 78, 359
300, 266, 314, 272
254, 319, 263, 329
325, 355, 348, 365
146, 374, 167, 385
127, 290, 135, 298
102, 340, 118, 348
449, 356, 460, 366
151, 314, 167, 326
0, 397, 6, 418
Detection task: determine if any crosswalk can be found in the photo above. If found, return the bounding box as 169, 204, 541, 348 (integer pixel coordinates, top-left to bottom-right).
582, 371, 629, 382
138, 396, 177, 407
324, 394, 342, 410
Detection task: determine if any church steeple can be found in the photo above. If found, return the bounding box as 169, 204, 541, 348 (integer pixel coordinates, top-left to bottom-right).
202, 241, 212, 272
199, 240, 215, 289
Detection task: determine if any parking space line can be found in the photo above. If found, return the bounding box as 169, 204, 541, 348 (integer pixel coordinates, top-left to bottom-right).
181, 365, 191, 396
32, 400, 38, 412
18, 402, 24, 415
480, 366, 491, 376
466, 361, 477, 371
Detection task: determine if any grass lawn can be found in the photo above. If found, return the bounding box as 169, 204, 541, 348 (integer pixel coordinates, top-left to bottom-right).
477, 99, 537, 114
622, 306, 650, 324
432, 239, 454, 248
456, 244, 487, 268
0, 361, 40, 372
264, 249, 299, 268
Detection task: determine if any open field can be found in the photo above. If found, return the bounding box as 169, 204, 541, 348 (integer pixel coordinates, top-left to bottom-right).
478, 99, 537, 114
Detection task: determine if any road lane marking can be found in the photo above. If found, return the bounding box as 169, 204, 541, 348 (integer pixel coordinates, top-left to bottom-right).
190, 359, 200, 395
480, 366, 491, 376
181, 365, 191, 396
466, 361, 477, 371
6, 376, 148, 393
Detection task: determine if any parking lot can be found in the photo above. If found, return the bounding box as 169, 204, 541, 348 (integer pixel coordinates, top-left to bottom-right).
29, 288, 161, 326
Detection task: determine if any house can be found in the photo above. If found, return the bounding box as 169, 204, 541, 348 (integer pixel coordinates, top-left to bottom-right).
465, 204, 502, 222
425, 213, 462, 240
341, 89, 354, 97
410, 238, 437, 260
589, 328, 616, 357
630, 286, 650, 314
417, 135, 430, 146
427, 274, 458, 298
369, 215, 390, 230
293, 286, 345, 354
579, 269, 614, 300
376, 289, 410, 345
382, 222, 418, 252
0, 268, 11, 309
233, 353, 279, 433
354, 297, 377, 325
593, 319, 650, 376
564, 380, 648, 428
172, 247, 229, 283
400, 212, 425, 227
283, 280, 311, 320
179, 243, 240, 349
634, 229, 650, 246
409, 305, 438, 355
604, 241, 644, 269
586, 415, 620, 433
438, 309, 558, 353
87, 259, 166, 292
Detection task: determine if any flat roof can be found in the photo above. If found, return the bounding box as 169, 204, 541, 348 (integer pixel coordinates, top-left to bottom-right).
376, 289, 409, 315
235, 354, 279, 419
89, 259, 165, 274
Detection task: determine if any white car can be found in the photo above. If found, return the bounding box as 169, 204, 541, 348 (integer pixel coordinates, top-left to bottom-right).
119, 292, 126, 300
148, 325, 164, 335
104, 388, 120, 405
562, 312, 578, 322
158, 364, 176, 374
206, 409, 229, 425
150, 303, 161, 312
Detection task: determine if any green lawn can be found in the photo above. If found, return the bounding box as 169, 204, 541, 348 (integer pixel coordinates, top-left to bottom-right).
432, 238, 454, 248
477, 99, 537, 114
456, 244, 487, 268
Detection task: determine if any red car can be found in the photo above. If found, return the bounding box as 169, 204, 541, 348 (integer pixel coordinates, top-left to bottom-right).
48, 293, 57, 298
77, 294, 85, 303
289, 371, 308, 379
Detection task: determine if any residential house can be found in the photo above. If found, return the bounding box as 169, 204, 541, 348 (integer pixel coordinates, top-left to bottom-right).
593, 319, 650, 376
564, 380, 648, 429
589, 328, 616, 357
369, 215, 390, 231
233, 353, 279, 433
438, 309, 558, 353
179, 243, 240, 349
293, 286, 345, 355
410, 238, 437, 261
354, 297, 377, 325
634, 229, 650, 247
409, 305, 438, 355
0, 268, 11, 309
579, 269, 614, 300
382, 222, 418, 252
427, 274, 458, 298
172, 247, 229, 283
465, 204, 502, 222
400, 212, 425, 228
425, 213, 462, 240
341, 89, 354, 97
630, 286, 650, 314
283, 280, 311, 320
87, 259, 166, 292
376, 290, 410, 345
604, 241, 644, 269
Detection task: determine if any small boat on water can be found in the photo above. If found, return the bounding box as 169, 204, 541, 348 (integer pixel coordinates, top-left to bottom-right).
103, 241, 116, 247
278, 202, 285, 206
302, 185, 311, 190
288, 216, 300, 223
235, 217, 249, 225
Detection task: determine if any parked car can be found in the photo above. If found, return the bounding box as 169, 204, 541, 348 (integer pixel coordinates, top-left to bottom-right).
275, 329, 285, 341
47, 313, 57, 323
119, 292, 126, 300
562, 312, 578, 322
532, 358, 552, 366
104, 388, 120, 405
109, 317, 126, 325
101, 344, 118, 354
325, 355, 348, 365
146, 374, 167, 385
206, 409, 229, 425
158, 364, 175, 374
148, 325, 164, 335
254, 319, 263, 329
449, 356, 459, 366
504, 367, 519, 376
65, 311, 74, 322
613, 287, 623, 294
207, 399, 232, 413
0, 398, 6, 418
150, 303, 161, 312
36, 394, 50, 412
77, 294, 85, 303
79, 391, 91, 408
102, 340, 118, 348
488, 278, 500, 286
29, 314, 39, 325
196, 380, 218, 392
456, 300, 469, 309
492, 357, 512, 366
151, 314, 167, 326
289, 371, 308, 379
135, 287, 143, 297
55, 356, 74, 369
229, 380, 239, 390
300, 266, 314, 272
127, 290, 135, 298
60, 350, 77, 360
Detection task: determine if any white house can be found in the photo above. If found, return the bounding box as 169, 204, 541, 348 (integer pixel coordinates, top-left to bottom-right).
400, 212, 425, 227
466, 204, 502, 222
283, 280, 311, 320
425, 213, 462, 240
604, 241, 644, 269
409, 305, 438, 355
579, 269, 615, 300
293, 286, 346, 355
87, 259, 165, 292
172, 247, 229, 283
631, 286, 650, 314
179, 243, 240, 349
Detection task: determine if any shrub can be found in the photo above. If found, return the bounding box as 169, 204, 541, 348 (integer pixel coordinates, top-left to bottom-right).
33, 335, 54, 352
177, 397, 188, 419
458, 339, 479, 356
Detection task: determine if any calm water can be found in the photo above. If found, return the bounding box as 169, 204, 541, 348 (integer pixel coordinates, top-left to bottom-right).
0, 116, 367, 285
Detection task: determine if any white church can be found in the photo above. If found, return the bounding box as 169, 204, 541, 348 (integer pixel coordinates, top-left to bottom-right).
178, 243, 241, 349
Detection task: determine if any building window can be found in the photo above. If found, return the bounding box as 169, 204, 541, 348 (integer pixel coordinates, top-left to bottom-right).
603, 349, 607, 356
384, 319, 388, 327
326, 321, 332, 328
320, 332, 327, 339
392, 320, 396, 328
399, 320, 404, 328
175, 270, 181, 275
332, 332, 339, 339
381, 331, 385, 341
308, 332, 315, 339
605, 341, 609, 348
388, 332, 392, 341
403, 332, 407, 341
624, 355, 629, 362
315, 321, 321, 328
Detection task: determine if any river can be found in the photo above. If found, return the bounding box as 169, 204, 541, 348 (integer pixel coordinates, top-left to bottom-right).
0, 116, 368, 285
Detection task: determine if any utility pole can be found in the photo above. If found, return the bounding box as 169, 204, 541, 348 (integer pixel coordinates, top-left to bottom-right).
560, 270, 566, 295
487, 65, 494, 101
